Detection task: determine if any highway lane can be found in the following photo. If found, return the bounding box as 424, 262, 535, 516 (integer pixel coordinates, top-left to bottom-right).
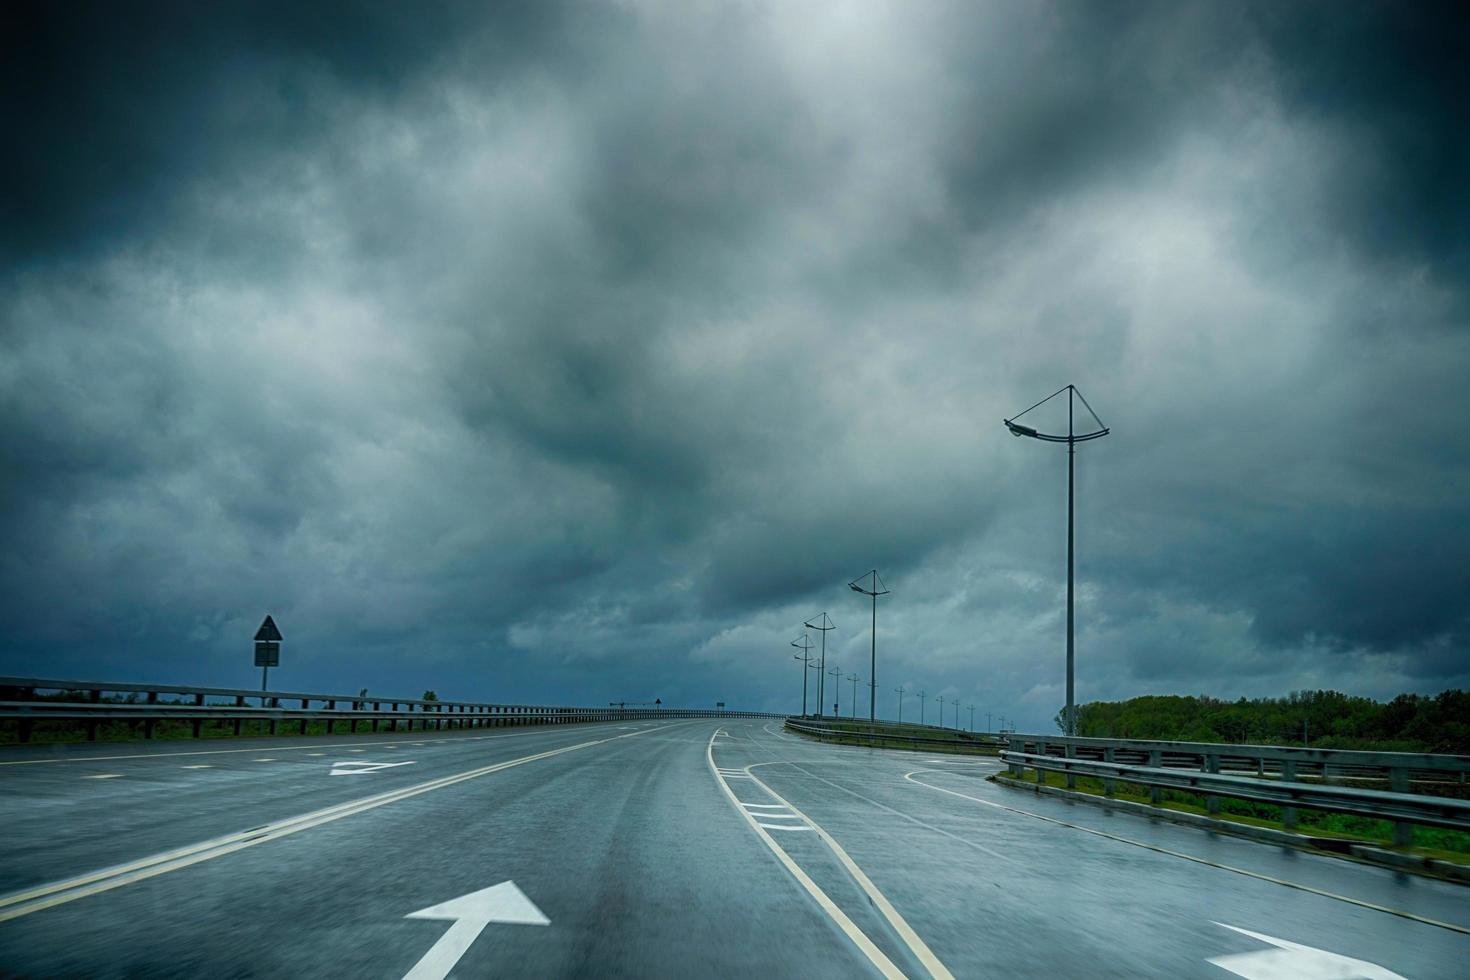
718, 721, 1470, 978
0, 722, 671, 896
1, 718, 1466, 977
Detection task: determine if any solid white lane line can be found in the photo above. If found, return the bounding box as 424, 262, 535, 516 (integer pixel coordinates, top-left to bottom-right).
741, 765, 955, 980
746, 760, 1017, 867
705, 733, 905, 980
0, 725, 672, 923
903, 770, 1470, 936
0, 725, 605, 767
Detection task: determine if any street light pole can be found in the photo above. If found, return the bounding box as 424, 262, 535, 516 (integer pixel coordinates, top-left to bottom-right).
848, 673, 859, 718
894, 686, 905, 723
848, 571, 889, 727
804, 613, 836, 720
791, 634, 814, 716
1004, 384, 1110, 736
954, 698, 960, 730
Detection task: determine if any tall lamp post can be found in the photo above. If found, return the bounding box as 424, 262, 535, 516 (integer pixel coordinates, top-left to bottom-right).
804, 613, 836, 719
791, 634, 814, 716
848, 673, 860, 719
895, 686, 905, 723
848, 570, 889, 726
1004, 384, 1110, 736
954, 698, 960, 730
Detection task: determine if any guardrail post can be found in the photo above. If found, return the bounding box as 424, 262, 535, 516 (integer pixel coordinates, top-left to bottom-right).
144, 691, 158, 739
1102, 747, 1115, 796
87, 688, 101, 741
1148, 750, 1162, 804
17, 686, 35, 742
1280, 760, 1297, 830
1389, 767, 1414, 848
192, 693, 205, 738
1204, 753, 1220, 814
372, 702, 381, 733
326, 701, 335, 734
1065, 742, 1077, 790
267, 695, 277, 736
301, 699, 310, 734
234, 696, 244, 736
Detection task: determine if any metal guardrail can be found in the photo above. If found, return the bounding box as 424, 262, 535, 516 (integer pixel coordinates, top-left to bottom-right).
1001, 734, 1470, 847
0, 676, 783, 743
785, 718, 1003, 752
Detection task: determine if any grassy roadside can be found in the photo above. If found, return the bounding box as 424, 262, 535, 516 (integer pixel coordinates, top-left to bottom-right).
995, 767, 1470, 862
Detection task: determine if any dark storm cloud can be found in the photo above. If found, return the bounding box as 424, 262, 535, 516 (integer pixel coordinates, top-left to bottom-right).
2, 1, 1467, 727
0, 0, 580, 266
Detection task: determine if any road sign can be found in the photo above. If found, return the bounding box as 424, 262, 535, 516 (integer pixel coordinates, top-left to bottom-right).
254, 641, 280, 667
254, 615, 283, 642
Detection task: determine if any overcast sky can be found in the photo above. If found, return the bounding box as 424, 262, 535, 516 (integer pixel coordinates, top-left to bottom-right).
3, 1, 1467, 729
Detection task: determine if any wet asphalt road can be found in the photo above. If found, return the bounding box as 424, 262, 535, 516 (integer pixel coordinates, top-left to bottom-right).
1, 719, 1465, 978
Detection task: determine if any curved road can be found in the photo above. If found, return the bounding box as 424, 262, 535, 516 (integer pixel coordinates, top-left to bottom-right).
1, 719, 1465, 977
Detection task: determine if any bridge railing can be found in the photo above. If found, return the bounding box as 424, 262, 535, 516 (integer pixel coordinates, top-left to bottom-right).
0, 675, 784, 743
1002, 733, 1470, 847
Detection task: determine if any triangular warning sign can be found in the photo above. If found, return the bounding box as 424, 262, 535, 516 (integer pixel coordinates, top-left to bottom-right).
254, 615, 283, 642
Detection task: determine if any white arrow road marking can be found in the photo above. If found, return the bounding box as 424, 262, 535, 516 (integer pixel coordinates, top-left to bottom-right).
402, 880, 549, 980
329, 761, 417, 776
1207, 922, 1407, 979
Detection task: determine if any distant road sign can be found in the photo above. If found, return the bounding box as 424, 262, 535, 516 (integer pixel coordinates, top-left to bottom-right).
254, 615, 283, 642
254, 641, 280, 667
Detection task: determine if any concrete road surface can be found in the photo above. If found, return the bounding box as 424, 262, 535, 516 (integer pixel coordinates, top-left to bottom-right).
1, 719, 1465, 977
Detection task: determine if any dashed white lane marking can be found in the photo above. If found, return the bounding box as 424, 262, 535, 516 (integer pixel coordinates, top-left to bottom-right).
739, 764, 955, 980
706, 733, 905, 979
0, 724, 678, 924
253, 758, 278, 762
747, 760, 1016, 867
329, 761, 417, 776
83, 774, 122, 780
903, 770, 1470, 936
181, 765, 212, 770
0, 725, 605, 767
306, 753, 326, 757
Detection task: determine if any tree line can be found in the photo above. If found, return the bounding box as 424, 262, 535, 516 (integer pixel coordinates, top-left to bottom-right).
1064, 689, 1470, 753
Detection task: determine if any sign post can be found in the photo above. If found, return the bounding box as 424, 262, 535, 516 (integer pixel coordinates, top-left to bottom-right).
254, 615, 283, 691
